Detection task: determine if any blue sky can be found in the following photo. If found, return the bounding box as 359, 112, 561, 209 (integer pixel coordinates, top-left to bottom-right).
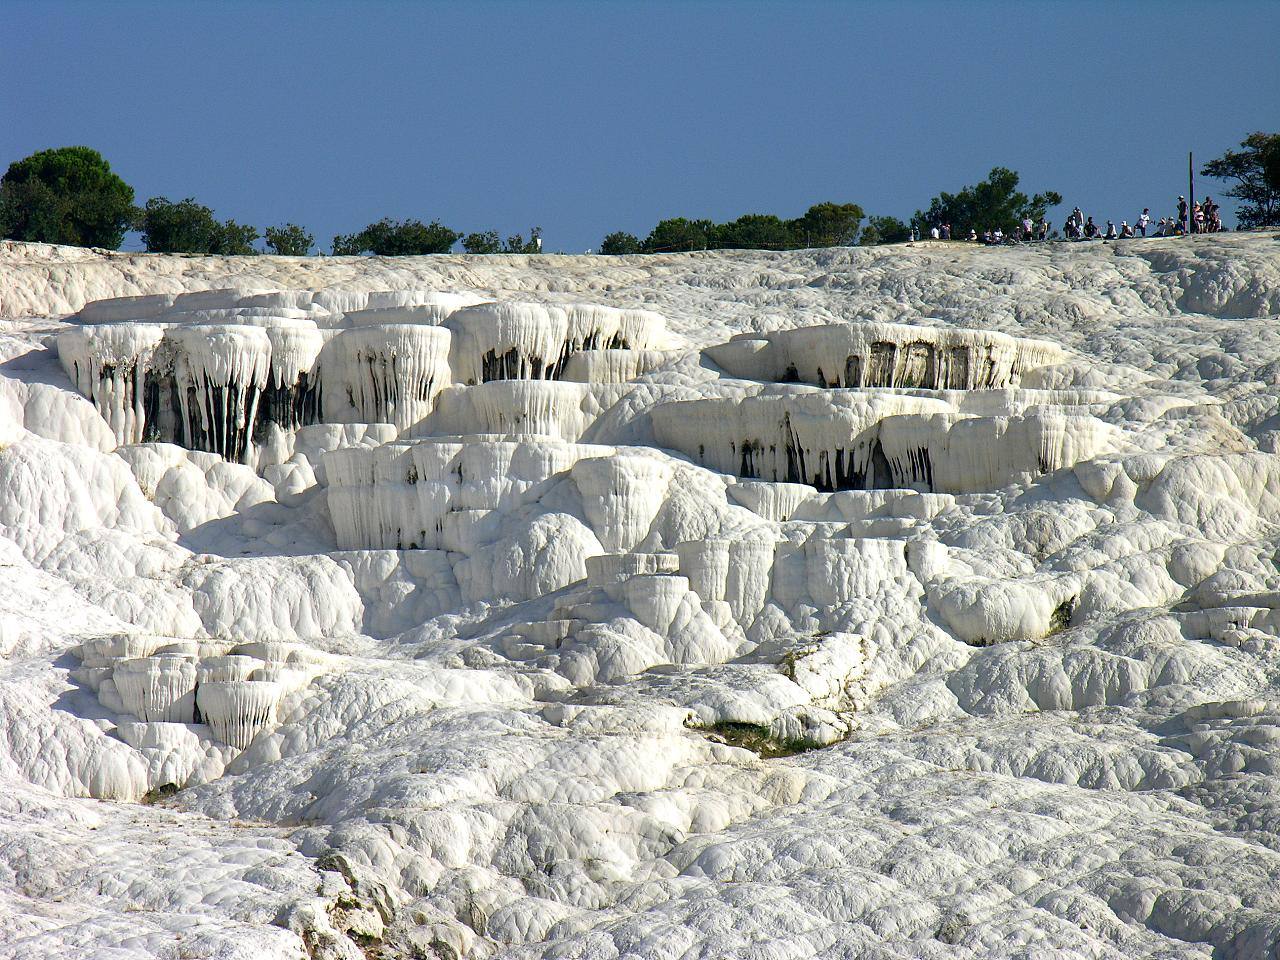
3, 0, 1277, 252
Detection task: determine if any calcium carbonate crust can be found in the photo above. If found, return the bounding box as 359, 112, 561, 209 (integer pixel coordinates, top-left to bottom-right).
0, 233, 1279, 960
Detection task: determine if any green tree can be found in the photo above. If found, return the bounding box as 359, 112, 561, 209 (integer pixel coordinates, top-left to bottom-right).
712, 213, 795, 250
859, 215, 911, 246
503, 226, 543, 253
1264, 138, 1280, 193
462, 230, 502, 254
0, 146, 136, 249
331, 218, 461, 256
1201, 132, 1280, 229
644, 217, 714, 252
790, 202, 864, 247
599, 231, 642, 255
138, 197, 259, 255
265, 223, 314, 256
913, 167, 1061, 237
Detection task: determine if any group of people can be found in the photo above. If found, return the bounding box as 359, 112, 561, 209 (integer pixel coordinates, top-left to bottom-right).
916, 193, 1229, 246
923, 221, 1051, 243
1061, 195, 1225, 241
965, 219, 1052, 244
1173, 195, 1225, 234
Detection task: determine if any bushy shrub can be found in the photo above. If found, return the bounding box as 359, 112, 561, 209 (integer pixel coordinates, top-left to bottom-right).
264, 223, 314, 256
331, 218, 461, 256
138, 197, 259, 255
599, 231, 642, 255
859, 215, 911, 245
503, 226, 542, 253
462, 230, 502, 254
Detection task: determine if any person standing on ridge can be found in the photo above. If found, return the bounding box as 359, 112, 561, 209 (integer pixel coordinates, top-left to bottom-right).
1177, 196, 1188, 233
1137, 208, 1151, 237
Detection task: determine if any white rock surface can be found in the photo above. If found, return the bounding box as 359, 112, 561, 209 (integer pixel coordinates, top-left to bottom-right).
2, 234, 1280, 958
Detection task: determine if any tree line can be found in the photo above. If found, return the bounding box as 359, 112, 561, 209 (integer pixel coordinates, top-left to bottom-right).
3, 136, 1277, 257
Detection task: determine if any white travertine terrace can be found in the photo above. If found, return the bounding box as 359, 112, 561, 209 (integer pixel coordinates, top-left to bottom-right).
195, 679, 282, 750
6, 235, 1280, 959
56, 293, 670, 459
325, 436, 613, 552
58, 321, 167, 443
652, 387, 1113, 492
70, 634, 327, 754
707, 321, 1067, 389
318, 323, 452, 432
444, 301, 668, 384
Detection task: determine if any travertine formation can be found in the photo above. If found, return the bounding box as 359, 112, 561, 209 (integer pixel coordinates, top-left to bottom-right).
706, 322, 1067, 389
3, 235, 1280, 960
57, 292, 669, 460
72, 634, 327, 751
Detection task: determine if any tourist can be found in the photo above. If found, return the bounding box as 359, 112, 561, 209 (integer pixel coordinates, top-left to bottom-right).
1084, 216, 1099, 239
1192, 202, 1205, 234
1177, 196, 1188, 233
1137, 208, 1151, 237
930, 225, 940, 240
1120, 221, 1134, 238
1021, 216, 1034, 241
941, 223, 952, 240
968, 228, 978, 241
1104, 220, 1117, 240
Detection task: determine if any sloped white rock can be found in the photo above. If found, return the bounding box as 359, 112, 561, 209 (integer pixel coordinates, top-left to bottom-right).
4, 236, 1280, 960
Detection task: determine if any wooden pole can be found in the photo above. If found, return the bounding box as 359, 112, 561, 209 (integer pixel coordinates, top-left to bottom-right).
1189, 152, 1195, 234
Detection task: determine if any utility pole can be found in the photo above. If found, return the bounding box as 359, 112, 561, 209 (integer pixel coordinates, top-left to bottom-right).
1189, 151, 1195, 234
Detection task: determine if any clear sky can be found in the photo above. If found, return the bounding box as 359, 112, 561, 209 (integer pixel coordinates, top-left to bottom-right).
3, 0, 1277, 252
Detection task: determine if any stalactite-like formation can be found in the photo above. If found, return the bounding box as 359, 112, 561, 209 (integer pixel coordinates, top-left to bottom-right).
57, 323, 167, 443
653, 389, 1112, 494
196, 680, 282, 750
320, 324, 452, 434
59, 292, 672, 460
446, 302, 668, 385
324, 437, 611, 550
706, 322, 1066, 390
172, 325, 272, 462
71, 634, 330, 752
